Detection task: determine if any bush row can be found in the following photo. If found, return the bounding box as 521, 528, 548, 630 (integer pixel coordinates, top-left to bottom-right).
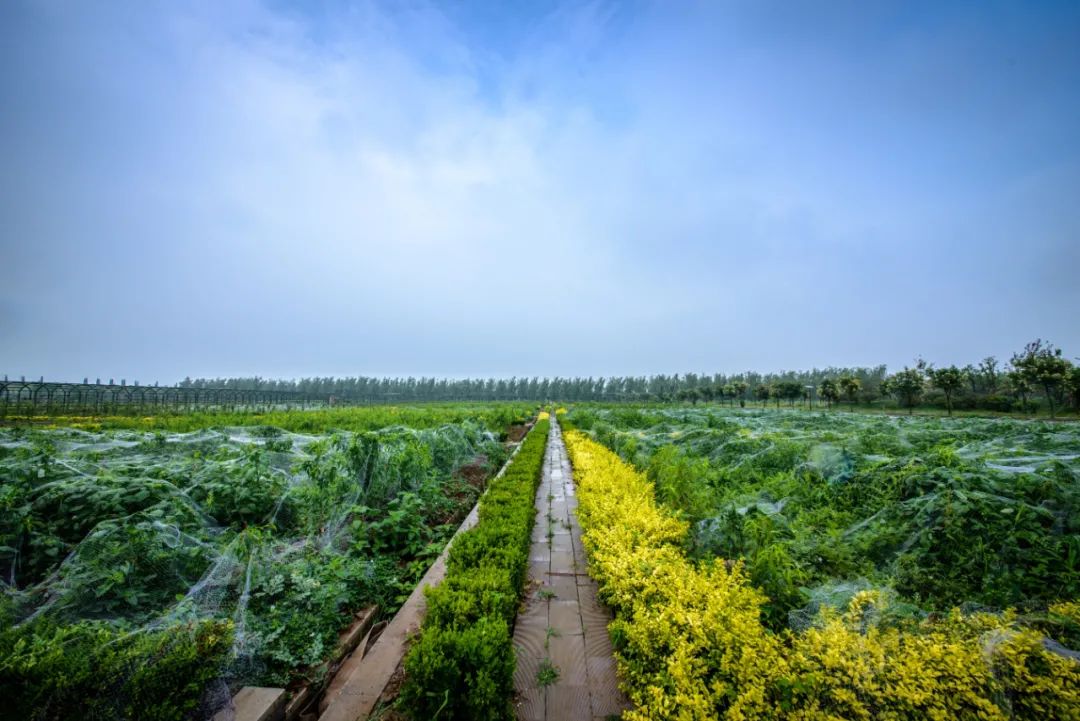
564, 429, 1080, 721
400, 414, 550, 720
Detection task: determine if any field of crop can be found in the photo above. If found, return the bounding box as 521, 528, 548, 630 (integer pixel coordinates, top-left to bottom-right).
565, 406, 1080, 719
0, 404, 532, 720
4, 400, 1079, 721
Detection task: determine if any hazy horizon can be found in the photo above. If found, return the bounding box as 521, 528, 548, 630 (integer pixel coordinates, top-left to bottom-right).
3, 1, 1078, 383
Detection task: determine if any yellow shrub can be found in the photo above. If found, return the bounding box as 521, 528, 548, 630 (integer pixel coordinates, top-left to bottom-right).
567, 430, 785, 720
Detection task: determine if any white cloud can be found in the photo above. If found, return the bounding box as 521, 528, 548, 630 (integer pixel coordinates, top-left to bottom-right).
2, 0, 1078, 380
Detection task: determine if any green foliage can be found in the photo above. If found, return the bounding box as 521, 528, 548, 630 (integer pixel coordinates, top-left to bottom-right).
401, 418, 549, 721
884, 365, 926, 413
0, 617, 233, 721
818, 378, 840, 408
838, 375, 861, 406
1012, 339, 1074, 418
573, 406, 1080, 635
645, 446, 713, 522
536, 658, 559, 687
34, 403, 534, 435
189, 445, 288, 528
0, 409, 514, 718
245, 547, 400, 685
424, 566, 518, 630
399, 616, 514, 720
926, 365, 965, 415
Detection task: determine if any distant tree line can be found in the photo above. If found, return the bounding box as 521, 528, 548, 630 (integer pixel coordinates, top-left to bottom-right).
874, 339, 1080, 418
178, 339, 1079, 416
178, 367, 888, 404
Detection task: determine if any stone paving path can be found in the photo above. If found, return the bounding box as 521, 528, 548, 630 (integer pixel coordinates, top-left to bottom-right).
513, 420, 630, 721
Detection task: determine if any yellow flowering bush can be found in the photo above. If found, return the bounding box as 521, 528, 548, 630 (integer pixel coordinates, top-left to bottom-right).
567, 430, 786, 720
564, 430, 1080, 721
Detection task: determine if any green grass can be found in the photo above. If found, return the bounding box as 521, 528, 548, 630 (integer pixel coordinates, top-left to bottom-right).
536, 658, 559, 687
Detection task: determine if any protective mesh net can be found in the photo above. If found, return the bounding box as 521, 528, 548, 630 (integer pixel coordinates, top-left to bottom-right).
0, 421, 505, 720
574, 406, 1080, 643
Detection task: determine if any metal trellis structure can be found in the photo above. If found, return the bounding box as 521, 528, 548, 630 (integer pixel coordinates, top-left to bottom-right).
0, 380, 337, 417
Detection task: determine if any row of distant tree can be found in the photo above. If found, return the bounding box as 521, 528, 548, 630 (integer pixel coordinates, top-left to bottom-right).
178, 339, 1079, 416
674, 340, 1078, 417
876, 339, 1080, 418
178, 367, 888, 403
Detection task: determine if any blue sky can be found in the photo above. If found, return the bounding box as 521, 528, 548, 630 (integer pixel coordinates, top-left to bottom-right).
2, 1, 1078, 383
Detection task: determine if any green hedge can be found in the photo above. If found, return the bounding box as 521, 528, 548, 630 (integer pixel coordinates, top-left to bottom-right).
400, 417, 549, 720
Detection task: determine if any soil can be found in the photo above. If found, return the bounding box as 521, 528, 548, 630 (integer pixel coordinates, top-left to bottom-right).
506, 423, 529, 442
454, 456, 489, 490
370, 662, 409, 721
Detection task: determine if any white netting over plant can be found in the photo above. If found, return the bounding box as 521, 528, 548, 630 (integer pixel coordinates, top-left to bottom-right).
0, 421, 507, 720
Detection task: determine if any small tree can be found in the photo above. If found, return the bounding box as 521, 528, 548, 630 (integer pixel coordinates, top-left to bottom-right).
885, 367, 925, 414
1066, 365, 1080, 413
1007, 370, 1032, 414
962, 364, 980, 395
734, 381, 749, 408
1011, 339, 1072, 418
926, 365, 965, 416
722, 383, 736, 407
980, 356, 1000, 393
699, 385, 716, 404
776, 381, 804, 407
819, 379, 840, 409
838, 376, 861, 410
754, 384, 771, 408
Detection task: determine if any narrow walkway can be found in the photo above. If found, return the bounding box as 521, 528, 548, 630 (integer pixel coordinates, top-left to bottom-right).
513, 420, 630, 721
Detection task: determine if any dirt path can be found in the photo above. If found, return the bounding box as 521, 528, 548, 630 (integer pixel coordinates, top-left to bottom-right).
513, 419, 630, 721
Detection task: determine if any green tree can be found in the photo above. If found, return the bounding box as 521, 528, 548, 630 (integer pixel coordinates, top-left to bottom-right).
926, 365, 965, 416
980, 356, 1000, 393
818, 379, 840, 409
962, 364, 980, 395
722, 383, 737, 407
733, 381, 749, 408
1007, 370, 1033, 414
776, 381, 804, 407
699, 384, 716, 404
1067, 365, 1080, 413
754, 384, 771, 408
885, 366, 925, 414
838, 376, 861, 410
1011, 339, 1072, 418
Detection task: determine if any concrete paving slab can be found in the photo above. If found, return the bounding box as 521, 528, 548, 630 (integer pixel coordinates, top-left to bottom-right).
549, 600, 584, 636
514, 419, 630, 720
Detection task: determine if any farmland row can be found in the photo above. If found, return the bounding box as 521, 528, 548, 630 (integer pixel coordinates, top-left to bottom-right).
564, 407, 1080, 719
0, 404, 533, 720
399, 413, 551, 719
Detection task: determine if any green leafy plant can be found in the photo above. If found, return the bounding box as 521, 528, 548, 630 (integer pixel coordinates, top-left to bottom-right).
401, 418, 549, 720
536, 658, 559, 687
